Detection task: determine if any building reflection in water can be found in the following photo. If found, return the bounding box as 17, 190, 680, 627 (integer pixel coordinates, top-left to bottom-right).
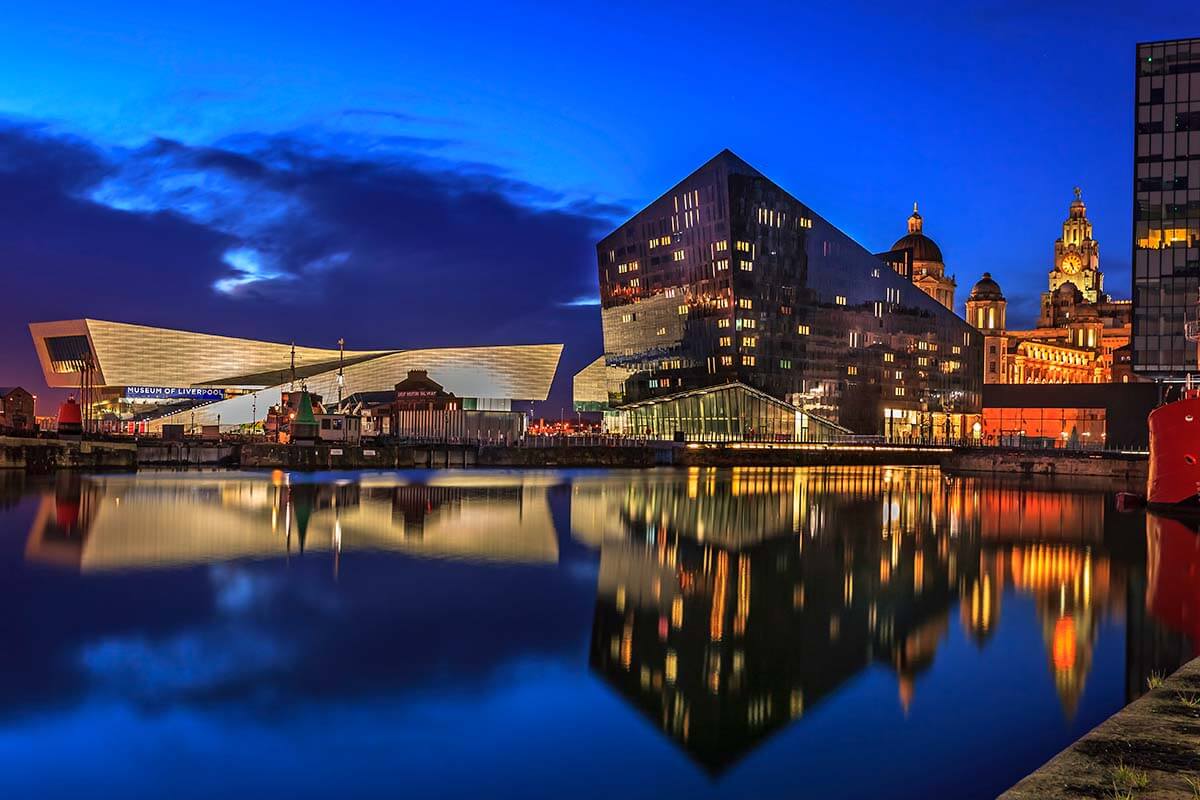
23, 472, 560, 572
17, 466, 1198, 778
574, 467, 1190, 772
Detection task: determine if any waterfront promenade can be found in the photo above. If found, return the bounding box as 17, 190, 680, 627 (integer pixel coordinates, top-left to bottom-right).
1003, 658, 1200, 798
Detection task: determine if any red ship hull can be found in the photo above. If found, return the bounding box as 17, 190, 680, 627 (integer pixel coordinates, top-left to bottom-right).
1148, 396, 1200, 508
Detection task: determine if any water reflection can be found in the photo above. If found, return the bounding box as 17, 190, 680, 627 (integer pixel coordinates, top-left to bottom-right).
24, 472, 559, 571
2, 467, 1196, 798
573, 468, 1183, 771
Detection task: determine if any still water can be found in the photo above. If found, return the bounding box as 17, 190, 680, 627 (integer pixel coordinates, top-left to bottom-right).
1, 467, 1197, 799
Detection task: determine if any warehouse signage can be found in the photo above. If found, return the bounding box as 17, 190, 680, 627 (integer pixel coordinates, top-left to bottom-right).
125, 386, 226, 401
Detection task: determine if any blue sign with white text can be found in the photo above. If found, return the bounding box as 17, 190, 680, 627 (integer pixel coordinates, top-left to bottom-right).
125, 386, 226, 401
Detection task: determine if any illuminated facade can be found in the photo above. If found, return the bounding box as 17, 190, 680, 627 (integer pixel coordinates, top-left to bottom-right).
885, 203, 956, 310
575, 150, 983, 439
28, 319, 562, 431
968, 190, 1134, 384
1132, 37, 1200, 379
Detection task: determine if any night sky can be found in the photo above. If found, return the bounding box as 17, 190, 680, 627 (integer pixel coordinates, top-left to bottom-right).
0, 1, 1195, 410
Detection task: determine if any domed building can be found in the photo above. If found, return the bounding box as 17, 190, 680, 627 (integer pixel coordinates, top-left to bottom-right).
966, 188, 1135, 386
888, 203, 956, 310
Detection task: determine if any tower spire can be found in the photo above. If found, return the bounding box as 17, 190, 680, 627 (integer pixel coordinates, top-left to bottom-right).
907, 202, 923, 234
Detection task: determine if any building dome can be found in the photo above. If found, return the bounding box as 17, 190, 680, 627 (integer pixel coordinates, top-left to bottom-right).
968, 273, 1005, 302
891, 202, 944, 263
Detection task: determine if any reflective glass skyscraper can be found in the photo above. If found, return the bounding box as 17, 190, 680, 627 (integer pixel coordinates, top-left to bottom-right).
1133, 37, 1200, 379
585, 150, 982, 438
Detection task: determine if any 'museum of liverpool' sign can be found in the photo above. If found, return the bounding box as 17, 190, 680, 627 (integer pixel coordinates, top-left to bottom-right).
125, 386, 226, 401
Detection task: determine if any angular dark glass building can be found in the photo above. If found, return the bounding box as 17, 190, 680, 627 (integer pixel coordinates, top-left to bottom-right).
575, 150, 982, 439
1133, 37, 1200, 379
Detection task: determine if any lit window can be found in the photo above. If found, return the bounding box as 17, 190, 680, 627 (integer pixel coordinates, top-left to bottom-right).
736, 318, 757, 330
677, 304, 689, 315
715, 259, 729, 271
738, 298, 753, 309
735, 241, 753, 253
739, 260, 754, 272
883, 352, 894, 363
720, 355, 734, 366
719, 336, 732, 347
672, 250, 685, 262
718, 318, 731, 328
797, 324, 810, 336
894, 370, 903, 380
621, 313, 636, 323
835, 295, 847, 306
780, 359, 792, 369
656, 327, 667, 336
894, 387, 905, 397
629, 278, 640, 288
847, 365, 858, 376
714, 240, 728, 252
742, 336, 757, 347
742, 355, 756, 366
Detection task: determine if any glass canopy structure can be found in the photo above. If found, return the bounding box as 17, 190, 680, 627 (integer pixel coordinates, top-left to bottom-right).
605, 382, 848, 442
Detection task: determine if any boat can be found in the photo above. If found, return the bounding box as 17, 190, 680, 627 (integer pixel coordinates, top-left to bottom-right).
1148, 312, 1200, 509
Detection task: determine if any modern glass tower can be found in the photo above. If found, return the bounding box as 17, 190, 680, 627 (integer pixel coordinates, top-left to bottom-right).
579, 150, 982, 439
1133, 37, 1200, 379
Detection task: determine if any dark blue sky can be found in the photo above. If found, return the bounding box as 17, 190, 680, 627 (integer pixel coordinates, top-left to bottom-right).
0, 1, 1195, 407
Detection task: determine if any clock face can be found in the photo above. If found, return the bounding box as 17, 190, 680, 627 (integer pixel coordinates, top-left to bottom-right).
1060, 253, 1082, 275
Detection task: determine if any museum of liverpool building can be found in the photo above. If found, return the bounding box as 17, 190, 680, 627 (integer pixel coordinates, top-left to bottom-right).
573, 150, 984, 442
29, 319, 562, 433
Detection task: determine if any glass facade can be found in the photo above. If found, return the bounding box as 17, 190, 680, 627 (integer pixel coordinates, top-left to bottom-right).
982, 407, 1107, 449
605, 382, 846, 442
1133, 38, 1200, 378
595, 150, 982, 435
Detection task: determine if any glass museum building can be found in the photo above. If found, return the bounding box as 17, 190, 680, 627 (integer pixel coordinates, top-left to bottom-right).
574, 150, 983, 441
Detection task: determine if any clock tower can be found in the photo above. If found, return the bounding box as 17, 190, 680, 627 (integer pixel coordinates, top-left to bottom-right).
1048, 187, 1102, 302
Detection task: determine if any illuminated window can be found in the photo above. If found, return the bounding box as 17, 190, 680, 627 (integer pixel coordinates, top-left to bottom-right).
739, 260, 754, 272
719, 336, 732, 347
894, 370, 903, 380
738, 298, 753, 309
720, 355, 734, 366
735, 241, 753, 253
797, 324, 810, 335
736, 318, 757, 330
714, 259, 729, 271
780, 305, 792, 315
713, 240, 728, 252
677, 304, 689, 315
742, 336, 757, 347
952, 345, 961, 355
883, 352, 894, 363
780, 359, 792, 369
617, 261, 639, 274
621, 313, 636, 323
874, 301, 883, 317
872, 268, 881, 278
718, 318, 731, 328
918, 356, 929, 366
742, 355, 756, 366
629, 278, 640, 288
672, 250, 685, 262
835, 295, 847, 305
894, 387, 905, 396
656, 327, 667, 336
847, 365, 858, 376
